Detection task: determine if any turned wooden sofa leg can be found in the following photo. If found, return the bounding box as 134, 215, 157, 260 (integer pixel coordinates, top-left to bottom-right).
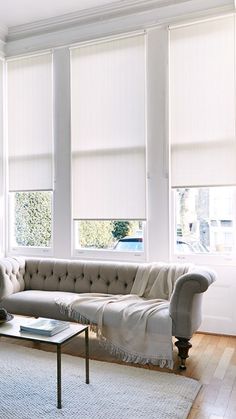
175, 337, 192, 370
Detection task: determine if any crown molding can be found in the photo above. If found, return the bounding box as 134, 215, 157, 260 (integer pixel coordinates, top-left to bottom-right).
5, 0, 234, 57
0, 24, 7, 56
0, 23, 8, 42
7, 0, 222, 41
0, 41, 5, 57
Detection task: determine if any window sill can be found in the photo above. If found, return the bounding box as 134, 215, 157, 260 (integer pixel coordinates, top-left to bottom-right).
8, 247, 53, 258
172, 252, 236, 267
73, 248, 146, 263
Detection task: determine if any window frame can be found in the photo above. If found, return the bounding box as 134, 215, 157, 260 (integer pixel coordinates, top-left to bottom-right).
4, 28, 169, 263
7, 191, 54, 257
70, 34, 148, 260
72, 220, 147, 262
170, 189, 236, 267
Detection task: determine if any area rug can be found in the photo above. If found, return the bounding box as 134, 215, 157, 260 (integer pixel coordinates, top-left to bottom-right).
0, 342, 200, 419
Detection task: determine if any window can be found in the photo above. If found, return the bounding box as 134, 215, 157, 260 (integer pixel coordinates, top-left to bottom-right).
169, 16, 236, 259
74, 220, 143, 252
7, 52, 53, 253
71, 35, 146, 255
174, 187, 236, 254
9, 191, 52, 249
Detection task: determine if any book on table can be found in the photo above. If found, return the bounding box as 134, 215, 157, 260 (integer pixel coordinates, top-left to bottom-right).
20, 318, 70, 336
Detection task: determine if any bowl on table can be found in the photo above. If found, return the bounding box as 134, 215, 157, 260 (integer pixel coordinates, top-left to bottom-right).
0, 308, 14, 323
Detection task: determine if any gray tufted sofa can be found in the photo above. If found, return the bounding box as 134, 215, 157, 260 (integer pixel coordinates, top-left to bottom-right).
0, 257, 216, 368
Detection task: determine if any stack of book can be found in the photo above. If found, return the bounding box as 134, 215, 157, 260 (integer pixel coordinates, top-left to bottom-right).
20, 318, 70, 336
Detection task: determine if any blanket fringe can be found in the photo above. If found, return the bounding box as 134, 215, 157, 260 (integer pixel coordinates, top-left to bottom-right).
57, 303, 173, 369
99, 337, 174, 369
58, 303, 98, 331
57, 302, 92, 326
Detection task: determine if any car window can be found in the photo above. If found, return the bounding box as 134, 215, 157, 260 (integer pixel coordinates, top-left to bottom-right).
176, 241, 193, 253
115, 241, 143, 251
115, 239, 143, 251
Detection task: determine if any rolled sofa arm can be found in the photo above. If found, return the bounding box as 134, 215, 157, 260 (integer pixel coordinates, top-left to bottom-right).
169, 269, 216, 339
0, 257, 25, 301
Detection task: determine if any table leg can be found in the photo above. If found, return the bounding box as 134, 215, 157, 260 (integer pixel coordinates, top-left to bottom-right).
85, 328, 89, 384
57, 345, 62, 409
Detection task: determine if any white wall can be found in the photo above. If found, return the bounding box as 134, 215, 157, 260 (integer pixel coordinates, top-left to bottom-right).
0, 59, 4, 257
146, 28, 170, 262
199, 265, 236, 335
53, 48, 72, 259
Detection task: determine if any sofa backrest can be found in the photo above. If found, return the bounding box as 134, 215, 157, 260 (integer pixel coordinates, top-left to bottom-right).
24, 258, 139, 295
0, 257, 25, 299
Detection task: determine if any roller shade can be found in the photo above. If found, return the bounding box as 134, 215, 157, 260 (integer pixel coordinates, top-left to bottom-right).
71, 35, 146, 220
170, 16, 236, 188
0, 59, 3, 196
7, 52, 53, 191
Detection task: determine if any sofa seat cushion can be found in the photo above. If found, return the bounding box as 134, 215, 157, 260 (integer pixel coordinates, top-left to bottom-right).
93, 303, 170, 334
0, 290, 76, 321
56, 293, 171, 335
1, 290, 171, 335
98, 298, 170, 334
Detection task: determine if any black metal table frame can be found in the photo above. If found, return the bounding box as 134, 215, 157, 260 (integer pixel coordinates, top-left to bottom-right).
0, 325, 89, 409
56, 326, 89, 409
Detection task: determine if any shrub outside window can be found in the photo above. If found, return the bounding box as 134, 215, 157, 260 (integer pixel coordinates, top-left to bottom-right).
9, 191, 52, 250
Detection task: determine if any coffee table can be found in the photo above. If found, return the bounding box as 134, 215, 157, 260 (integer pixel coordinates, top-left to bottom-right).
0, 315, 89, 409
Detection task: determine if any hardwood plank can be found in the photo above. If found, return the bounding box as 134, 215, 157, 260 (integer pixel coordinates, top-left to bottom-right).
214, 348, 234, 380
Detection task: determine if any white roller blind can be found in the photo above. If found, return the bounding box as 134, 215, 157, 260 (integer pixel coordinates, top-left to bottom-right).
71, 35, 146, 220
0, 59, 3, 197
0, 60, 3, 255
7, 52, 53, 191
170, 16, 236, 187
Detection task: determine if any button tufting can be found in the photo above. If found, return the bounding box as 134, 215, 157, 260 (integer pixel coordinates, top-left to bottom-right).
124, 283, 127, 288
98, 274, 100, 279
74, 278, 76, 283
107, 282, 110, 286
115, 276, 118, 280
90, 280, 93, 285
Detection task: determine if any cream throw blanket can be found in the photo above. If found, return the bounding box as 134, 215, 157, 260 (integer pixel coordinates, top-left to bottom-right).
56, 263, 192, 368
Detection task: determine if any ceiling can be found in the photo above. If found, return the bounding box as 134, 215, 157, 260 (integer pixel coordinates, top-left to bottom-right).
0, 0, 123, 28
0, 0, 234, 31
0, 0, 234, 46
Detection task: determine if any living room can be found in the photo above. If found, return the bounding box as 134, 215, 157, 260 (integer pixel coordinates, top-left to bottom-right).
0, 0, 236, 418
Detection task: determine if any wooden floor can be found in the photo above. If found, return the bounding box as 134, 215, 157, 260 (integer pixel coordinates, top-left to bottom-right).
2, 331, 236, 419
